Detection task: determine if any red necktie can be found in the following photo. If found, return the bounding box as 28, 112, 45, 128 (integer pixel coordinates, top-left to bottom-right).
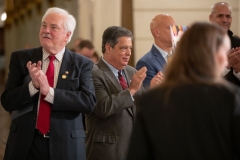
36, 55, 55, 134
118, 70, 128, 90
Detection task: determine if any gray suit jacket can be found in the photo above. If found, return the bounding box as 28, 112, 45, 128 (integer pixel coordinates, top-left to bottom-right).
1, 47, 96, 160
85, 58, 145, 160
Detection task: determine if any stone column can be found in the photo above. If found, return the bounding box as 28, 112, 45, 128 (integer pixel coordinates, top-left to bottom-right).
91, 0, 121, 55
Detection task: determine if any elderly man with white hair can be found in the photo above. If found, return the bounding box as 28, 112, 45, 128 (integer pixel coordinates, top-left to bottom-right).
1, 7, 96, 160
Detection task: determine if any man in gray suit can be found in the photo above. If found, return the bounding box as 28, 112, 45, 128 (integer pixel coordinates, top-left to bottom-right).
85, 26, 160, 160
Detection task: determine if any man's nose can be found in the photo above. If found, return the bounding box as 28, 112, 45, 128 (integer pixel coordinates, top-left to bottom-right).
222, 16, 228, 22
43, 27, 50, 33
126, 48, 131, 56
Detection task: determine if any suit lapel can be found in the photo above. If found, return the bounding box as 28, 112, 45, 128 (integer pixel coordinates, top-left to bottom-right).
97, 59, 134, 116
151, 45, 166, 69
29, 47, 43, 64
56, 49, 75, 89
97, 59, 123, 92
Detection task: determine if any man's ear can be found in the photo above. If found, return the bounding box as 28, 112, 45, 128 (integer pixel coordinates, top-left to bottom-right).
209, 14, 212, 22
154, 29, 160, 37
65, 32, 71, 42
105, 44, 112, 52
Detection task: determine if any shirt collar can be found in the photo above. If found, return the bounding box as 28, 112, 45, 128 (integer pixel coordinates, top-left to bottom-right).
42, 47, 65, 61
102, 57, 119, 78
153, 43, 170, 59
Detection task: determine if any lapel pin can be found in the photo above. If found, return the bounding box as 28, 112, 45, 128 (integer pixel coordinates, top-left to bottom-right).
62, 74, 67, 79
65, 71, 69, 74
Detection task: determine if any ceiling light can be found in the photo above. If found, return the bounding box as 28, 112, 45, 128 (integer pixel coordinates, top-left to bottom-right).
1, 12, 7, 21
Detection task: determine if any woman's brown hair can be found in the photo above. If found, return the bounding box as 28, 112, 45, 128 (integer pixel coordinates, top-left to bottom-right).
162, 22, 227, 88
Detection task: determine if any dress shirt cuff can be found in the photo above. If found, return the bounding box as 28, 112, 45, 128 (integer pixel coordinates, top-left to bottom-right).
233, 70, 240, 80
29, 81, 39, 97
44, 87, 54, 104
223, 67, 230, 76
127, 89, 135, 101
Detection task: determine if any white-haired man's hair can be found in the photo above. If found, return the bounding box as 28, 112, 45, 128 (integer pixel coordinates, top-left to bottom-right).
42, 7, 76, 43
210, 2, 232, 14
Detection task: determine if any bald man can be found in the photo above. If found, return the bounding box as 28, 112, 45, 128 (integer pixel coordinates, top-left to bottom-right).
136, 14, 175, 88
209, 2, 240, 86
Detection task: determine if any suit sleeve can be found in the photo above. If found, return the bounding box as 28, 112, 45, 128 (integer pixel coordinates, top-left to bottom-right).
53, 59, 96, 114
92, 73, 135, 118
136, 59, 157, 89
225, 69, 240, 86
1, 51, 33, 111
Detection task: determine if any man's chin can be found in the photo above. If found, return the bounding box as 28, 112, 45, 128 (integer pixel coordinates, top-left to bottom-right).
221, 26, 229, 32
123, 62, 129, 66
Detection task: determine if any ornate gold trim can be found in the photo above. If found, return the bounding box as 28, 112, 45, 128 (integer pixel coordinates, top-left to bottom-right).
4, 0, 43, 29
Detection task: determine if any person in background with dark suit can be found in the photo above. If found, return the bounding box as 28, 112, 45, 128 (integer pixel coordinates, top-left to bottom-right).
209, 2, 240, 86
127, 22, 240, 159
136, 14, 175, 88
85, 26, 161, 160
1, 7, 96, 160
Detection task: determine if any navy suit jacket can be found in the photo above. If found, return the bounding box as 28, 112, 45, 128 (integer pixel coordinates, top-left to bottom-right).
1, 47, 96, 160
136, 44, 166, 88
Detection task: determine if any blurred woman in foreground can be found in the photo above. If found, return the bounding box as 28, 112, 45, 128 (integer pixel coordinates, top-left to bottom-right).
127, 22, 240, 159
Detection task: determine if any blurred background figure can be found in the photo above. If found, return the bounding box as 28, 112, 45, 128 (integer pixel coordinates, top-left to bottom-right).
70, 37, 83, 52
75, 39, 95, 59
209, 2, 240, 86
127, 22, 240, 159
90, 51, 99, 63
24, 43, 33, 49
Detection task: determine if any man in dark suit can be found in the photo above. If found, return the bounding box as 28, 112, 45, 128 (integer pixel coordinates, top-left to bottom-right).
136, 14, 175, 88
209, 2, 240, 86
1, 7, 96, 160
85, 26, 161, 160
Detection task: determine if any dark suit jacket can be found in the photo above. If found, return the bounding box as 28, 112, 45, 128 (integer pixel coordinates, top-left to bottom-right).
136, 44, 166, 88
225, 30, 240, 86
127, 83, 240, 160
85, 58, 145, 160
1, 47, 96, 160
